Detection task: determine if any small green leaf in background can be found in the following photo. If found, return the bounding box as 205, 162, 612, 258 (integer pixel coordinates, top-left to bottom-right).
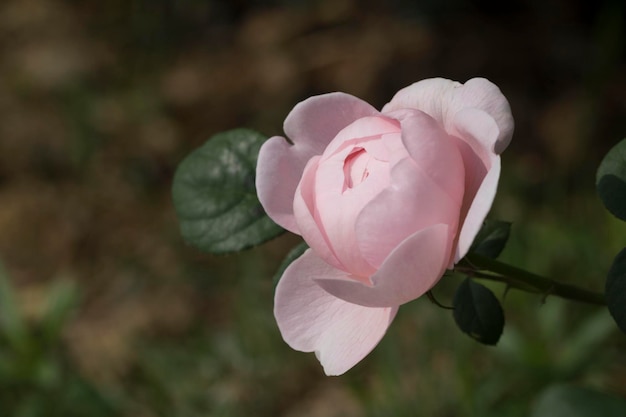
273, 241, 309, 289
605, 247, 626, 334
453, 278, 505, 345
172, 129, 285, 254
596, 138, 626, 221
470, 220, 511, 259
531, 384, 626, 417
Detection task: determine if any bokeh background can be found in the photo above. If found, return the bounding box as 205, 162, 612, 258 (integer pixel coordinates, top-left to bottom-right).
0, 0, 625, 416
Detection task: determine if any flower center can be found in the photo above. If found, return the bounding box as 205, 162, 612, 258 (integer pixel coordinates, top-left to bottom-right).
343, 147, 370, 190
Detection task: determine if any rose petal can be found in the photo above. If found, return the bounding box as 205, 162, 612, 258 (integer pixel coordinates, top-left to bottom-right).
448, 108, 497, 211
393, 109, 465, 206
452, 107, 500, 160
450, 108, 502, 262
256, 136, 309, 233
382, 77, 514, 153
382, 78, 461, 120
454, 156, 501, 262
452, 78, 514, 153
257, 93, 379, 233
285, 92, 379, 155
315, 224, 450, 307
355, 158, 461, 268
319, 115, 400, 159
274, 249, 398, 376
312, 117, 402, 277
293, 156, 345, 270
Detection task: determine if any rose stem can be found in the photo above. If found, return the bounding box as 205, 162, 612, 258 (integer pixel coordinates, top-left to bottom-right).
457, 253, 606, 306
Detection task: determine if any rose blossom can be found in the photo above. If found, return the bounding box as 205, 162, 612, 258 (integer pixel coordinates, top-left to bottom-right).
256, 78, 514, 375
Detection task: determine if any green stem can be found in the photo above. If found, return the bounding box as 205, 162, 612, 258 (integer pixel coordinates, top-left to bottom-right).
458, 253, 606, 306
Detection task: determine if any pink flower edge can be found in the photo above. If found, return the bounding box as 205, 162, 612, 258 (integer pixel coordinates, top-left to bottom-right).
274, 249, 398, 375
382, 77, 514, 154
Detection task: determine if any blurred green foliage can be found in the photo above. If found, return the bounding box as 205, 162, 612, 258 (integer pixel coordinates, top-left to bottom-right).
0, 264, 119, 417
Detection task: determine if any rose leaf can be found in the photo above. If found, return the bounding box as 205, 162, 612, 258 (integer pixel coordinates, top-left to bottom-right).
453, 278, 505, 345
606, 247, 626, 334
172, 129, 285, 254
469, 220, 511, 259
596, 138, 626, 222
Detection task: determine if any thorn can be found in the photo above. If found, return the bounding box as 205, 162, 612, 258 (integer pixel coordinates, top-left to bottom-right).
539, 285, 555, 305
502, 284, 512, 301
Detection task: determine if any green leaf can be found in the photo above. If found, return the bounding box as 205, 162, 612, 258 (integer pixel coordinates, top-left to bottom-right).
273, 241, 308, 289
453, 278, 504, 345
605, 247, 626, 333
596, 138, 626, 221
172, 129, 285, 254
470, 220, 511, 259
531, 384, 626, 417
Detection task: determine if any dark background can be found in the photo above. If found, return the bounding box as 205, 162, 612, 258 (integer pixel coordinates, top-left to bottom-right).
0, 0, 624, 416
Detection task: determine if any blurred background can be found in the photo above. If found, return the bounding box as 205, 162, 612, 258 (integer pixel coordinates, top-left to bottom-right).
0, 0, 625, 416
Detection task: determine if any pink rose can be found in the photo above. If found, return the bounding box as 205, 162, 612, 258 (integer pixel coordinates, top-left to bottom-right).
256, 78, 514, 375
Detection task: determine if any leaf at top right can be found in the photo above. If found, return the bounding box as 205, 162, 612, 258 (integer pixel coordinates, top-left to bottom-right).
596, 138, 626, 222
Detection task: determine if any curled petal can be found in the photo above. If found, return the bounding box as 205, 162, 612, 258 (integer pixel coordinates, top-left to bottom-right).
450, 79, 513, 153
274, 249, 398, 375
452, 107, 500, 161
316, 224, 450, 308
382, 77, 514, 153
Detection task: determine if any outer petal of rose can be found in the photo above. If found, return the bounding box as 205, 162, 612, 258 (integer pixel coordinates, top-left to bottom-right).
293, 156, 345, 270
315, 224, 450, 308
284, 92, 380, 156
382, 77, 514, 153
256, 136, 310, 233
451, 108, 502, 262
274, 249, 398, 376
